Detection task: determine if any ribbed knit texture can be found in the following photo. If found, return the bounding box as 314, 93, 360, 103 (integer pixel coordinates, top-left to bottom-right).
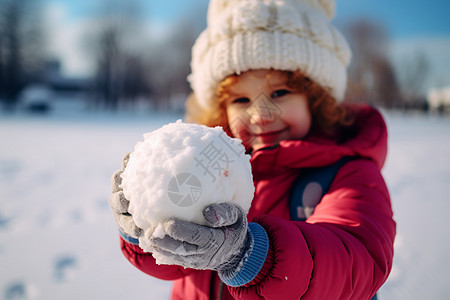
188, 0, 351, 109
219, 222, 269, 287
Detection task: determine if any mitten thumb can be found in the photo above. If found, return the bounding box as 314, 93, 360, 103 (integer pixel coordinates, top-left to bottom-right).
203, 203, 245, 228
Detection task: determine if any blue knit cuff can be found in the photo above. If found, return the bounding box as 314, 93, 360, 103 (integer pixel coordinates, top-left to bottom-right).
119, 229, 140, 245
219, 222, 269, 287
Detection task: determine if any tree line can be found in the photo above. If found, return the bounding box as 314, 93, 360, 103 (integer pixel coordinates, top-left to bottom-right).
0, 0, 44, 109
343, 19, 431, 111
0, 0, 202, 111
0, 0, 435, 112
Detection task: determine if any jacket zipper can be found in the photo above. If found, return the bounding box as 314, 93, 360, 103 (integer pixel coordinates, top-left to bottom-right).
217, 281, 224, 300
210, 272, 224, 300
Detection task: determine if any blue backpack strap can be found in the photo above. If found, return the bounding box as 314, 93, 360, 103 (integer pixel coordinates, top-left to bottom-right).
289, 156, 379, 299
289, 156, 354, 221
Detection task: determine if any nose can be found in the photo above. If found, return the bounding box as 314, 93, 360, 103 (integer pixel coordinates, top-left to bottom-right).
246, 98, 277, 126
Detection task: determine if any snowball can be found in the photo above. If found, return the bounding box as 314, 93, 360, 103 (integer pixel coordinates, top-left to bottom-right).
120, 120, 255, 253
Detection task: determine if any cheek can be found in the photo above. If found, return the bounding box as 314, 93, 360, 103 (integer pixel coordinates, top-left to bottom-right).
226, 107, 247, 137
282, 101, 312, 137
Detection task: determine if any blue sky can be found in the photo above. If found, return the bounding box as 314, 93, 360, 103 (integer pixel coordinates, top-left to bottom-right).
336, 0, 450, 38
45, 0, 450, 89
47, 0, 450, 38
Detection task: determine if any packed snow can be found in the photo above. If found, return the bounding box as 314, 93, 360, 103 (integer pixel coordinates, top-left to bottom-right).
0, 106, 449, 300
121, 120, 254, 254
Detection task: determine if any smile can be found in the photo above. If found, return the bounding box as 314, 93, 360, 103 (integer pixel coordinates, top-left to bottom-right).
255, 127, 289, 137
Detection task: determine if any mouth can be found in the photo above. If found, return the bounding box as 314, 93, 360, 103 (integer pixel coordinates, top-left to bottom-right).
255, 127, 289, 137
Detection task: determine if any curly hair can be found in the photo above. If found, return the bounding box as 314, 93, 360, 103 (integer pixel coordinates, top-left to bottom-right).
185, 70, 353, 137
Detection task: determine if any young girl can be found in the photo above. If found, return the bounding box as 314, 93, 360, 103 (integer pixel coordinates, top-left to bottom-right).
110, 0, 396, 299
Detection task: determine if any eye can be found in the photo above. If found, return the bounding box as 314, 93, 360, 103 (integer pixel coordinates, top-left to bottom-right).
231, 97, 250, 104
271, 89, 291, 98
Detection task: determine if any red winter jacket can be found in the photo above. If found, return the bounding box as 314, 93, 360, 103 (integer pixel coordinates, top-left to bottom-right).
120, 104, 396, 300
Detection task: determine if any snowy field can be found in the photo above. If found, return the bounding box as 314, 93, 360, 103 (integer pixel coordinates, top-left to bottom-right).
1, 105, 449, 300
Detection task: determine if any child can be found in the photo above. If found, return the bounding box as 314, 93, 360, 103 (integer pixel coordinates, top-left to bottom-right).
109, 0, 396, 299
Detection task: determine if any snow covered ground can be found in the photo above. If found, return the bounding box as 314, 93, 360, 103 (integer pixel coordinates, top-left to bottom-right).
0, 106, 449, 300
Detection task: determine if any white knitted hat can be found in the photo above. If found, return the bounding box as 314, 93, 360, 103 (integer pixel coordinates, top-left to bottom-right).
188, 0, 351, 109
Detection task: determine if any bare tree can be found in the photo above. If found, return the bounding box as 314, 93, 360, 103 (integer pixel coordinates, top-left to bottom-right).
0, 0, 45, 109
397, 51, 430, 108
85, 0, 205, 111
121, 53, 151, 108
89, 0, 151, 110
148, 20, 197, 110
92, 25, 122, 109
343, 19, 400, 108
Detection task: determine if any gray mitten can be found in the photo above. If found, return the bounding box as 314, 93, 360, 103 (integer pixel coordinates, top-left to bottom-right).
109, 153, 143, 243
149, 203, 250, 272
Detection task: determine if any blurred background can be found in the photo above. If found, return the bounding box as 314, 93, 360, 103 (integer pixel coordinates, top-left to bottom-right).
0, 1, 449, 300
0, 0, 449, 114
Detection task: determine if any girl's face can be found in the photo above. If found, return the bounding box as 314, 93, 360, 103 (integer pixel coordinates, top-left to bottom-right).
225, 69, 312, 151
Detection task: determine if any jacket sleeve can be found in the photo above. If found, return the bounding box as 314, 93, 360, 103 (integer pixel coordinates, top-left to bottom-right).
228, 159, 396, 300
120, 236, 195, 280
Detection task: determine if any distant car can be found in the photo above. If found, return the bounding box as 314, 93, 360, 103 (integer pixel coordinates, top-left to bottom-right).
18, 84, 53, 113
